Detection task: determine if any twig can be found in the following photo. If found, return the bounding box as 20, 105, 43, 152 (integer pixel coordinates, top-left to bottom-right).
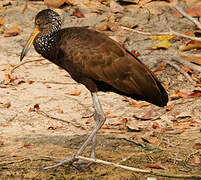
35, 109, 86, 130
120, 26, 170, 36
173, 57, 201, 72
165, 60, 196, 86
10, 59, 45, 74
77, 156, 201, 179
120, 137, 146, 148
169, 28, 201, 42
33, 80, 76, 85
0, 158, 31, 166
173, 5, 201, 30
0, 157, 54, 166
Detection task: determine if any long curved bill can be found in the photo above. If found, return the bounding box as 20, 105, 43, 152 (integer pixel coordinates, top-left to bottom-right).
20, 27, 40, 61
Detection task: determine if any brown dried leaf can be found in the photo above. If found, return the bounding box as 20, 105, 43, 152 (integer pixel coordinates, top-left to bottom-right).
44, 0, 65, 8
126, 123, 141, 132
196, 83, 201, 87
189, 90, 201, 98
0, 140, 4, 146
153, 62, 167, 73
48, 126, 62, 130
179, 40, 201, 51
10, 151, 17, 157
186, 4, 201, 17
22, 144, 35, 149
101, 125, 110, 129
85, 117, 93, 124
152, 122, 159, 129
34, 104, 40, 110
0, 17, 3, 25
193, 143, 201, 149
147, 161, 166, 170
141, 109, 153, 120
132, 101, 150, 108
181, 65, 193, 74
73, 8, 85, 18
4, 24, 20, 37
66, 91, 81, 96
166, 104, 174, 111
4, 74, 11, 84
192, 156, 201, 164
57, 109, 64, 114
130, 49, 141, 57
4, 102, 11, 108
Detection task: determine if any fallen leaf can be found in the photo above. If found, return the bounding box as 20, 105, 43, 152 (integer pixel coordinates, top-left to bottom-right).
166, 104, 174, 111
121, 118, 128, 123
163, 82, 169, 90
4, 24, 20, 37
4, 74, 11, 84
181, 65, 193, 74
119, 124, 125, 130
0, 17, 3, 25
130, 49, 141, 57
176, 111, 192, 118
4, 102, 11, 108
57, 109, 64, 114
110, 0, 124, 13
126, 123, 142, 132
48, 126, 62, 130
101, 125, 110, 129
153, 62, 167, 73
10, 151, 17, 157
192, 156, 200, 164
193, 143, 201, 149
85, 117, 93, 124
132, 101, 150, 108
22, 144, 35, 148
147, 161, 166, 170
73, 8, 85, 18
189, 90, 201, 98
34, 104, 40, 110
152, 122, 159, 129
44, 0, 65, 8
179, 40, 201, 51
112, 143, 120, 147
186, 4, 201, 17
174, 123, 190, 130
150, 35, 175, 41
152, 40, 171, 50
141, 109, 153, 120
66, 91, 81, 96
0, 140, 4, 146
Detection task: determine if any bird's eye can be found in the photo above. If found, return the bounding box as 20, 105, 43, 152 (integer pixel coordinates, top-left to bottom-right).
36, 19, 40, 25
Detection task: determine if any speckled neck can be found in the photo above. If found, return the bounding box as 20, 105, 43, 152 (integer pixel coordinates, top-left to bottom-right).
33, 9, 61, 60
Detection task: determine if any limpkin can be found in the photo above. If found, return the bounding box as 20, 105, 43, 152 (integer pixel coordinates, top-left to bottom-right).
20, 9, 168, 169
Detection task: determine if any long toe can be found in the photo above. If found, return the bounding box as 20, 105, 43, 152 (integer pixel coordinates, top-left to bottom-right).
42, 157, 78, 170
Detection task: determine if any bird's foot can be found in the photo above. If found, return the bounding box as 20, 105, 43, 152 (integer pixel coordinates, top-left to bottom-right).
73, 159, 94, 168
42, 156, 78, 170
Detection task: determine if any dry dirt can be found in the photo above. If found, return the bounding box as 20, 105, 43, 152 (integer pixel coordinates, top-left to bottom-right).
0, 0, 201, 179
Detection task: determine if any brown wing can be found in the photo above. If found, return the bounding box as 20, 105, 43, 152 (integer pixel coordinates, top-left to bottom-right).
58, 27, 168, 106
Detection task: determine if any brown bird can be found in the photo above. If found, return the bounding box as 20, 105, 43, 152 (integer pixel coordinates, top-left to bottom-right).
20, 9, 168, 169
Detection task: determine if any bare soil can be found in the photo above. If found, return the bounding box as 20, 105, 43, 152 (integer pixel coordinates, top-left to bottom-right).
0, 0, 201, 179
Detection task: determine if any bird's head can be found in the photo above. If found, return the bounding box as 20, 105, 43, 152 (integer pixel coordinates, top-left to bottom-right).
20, 9, 61, 61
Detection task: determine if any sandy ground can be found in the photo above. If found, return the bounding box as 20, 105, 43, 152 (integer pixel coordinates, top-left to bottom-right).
0, 0, 201, 179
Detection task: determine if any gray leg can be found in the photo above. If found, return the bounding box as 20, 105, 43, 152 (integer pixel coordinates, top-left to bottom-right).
75, 92, 105, 156
42, 92, 106, 170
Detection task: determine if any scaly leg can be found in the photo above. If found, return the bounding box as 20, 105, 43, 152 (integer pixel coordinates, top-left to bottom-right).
42, 92, 106, 170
